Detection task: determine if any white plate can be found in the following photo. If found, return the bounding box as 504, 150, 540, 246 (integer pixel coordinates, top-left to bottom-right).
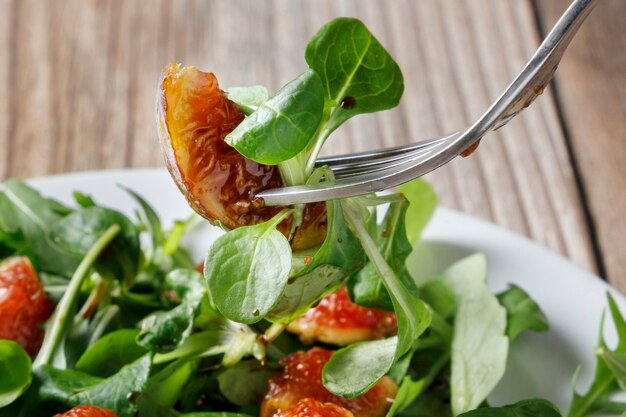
26, 168, 626, 413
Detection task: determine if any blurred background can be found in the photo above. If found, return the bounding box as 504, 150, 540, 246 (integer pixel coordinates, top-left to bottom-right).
0, 0, 624, 290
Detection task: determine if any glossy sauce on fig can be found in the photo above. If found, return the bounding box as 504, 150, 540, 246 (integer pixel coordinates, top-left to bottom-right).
158, 63, 285, 228
53, 405, 119, 417
261, 348, 397, 417
157, 63, 326, 249
0, 257, 54, 355
274, 398, 355, 417
287, 288, 397, 346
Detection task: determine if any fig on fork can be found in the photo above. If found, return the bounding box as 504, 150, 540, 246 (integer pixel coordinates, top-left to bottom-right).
156, 63, 326, 250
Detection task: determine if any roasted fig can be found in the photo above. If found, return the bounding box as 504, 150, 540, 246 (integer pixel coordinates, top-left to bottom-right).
157, 63, 325, 250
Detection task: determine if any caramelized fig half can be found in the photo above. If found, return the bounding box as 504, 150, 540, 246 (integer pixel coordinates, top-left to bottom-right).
157, 63, 325, 249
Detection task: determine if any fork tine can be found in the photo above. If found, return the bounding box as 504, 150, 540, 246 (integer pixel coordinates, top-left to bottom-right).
330, 139, 448, 178
315, 133, 457, 168
316, 133, 458, 177
258, 132, 461, 205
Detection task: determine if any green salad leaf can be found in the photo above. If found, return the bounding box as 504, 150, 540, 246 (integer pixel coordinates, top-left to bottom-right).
3, 180, 79, 276
225, 85, 269, 115
226, 70, 324, 167
75, 329, 147, 378
398, 179, 437, 246
292, 199, 365, 277
0, 341, 32, 408
348, 197, 418, 311
386, 375, 426, 417
458, 399, 562, 417
121, 186, 164, 255
325, 200, 431, 397
305, 17, 404, 135
37, 354, 152, 417
445, 254, 509, 416
568, 293, 626, 417
217, 360, 278, 406
50, 206, 140, 284
322, 337, 397, 399
204, 210, 292, 324
497, 285, 549, 341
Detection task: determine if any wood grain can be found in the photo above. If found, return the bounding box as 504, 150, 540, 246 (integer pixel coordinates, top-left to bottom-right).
1, 0, 622, 287
536, 0, 626, 292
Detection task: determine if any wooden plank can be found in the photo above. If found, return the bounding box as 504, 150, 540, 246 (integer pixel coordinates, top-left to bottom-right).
0, 0, 599, 278
4, 0, 56, 178
0, 0, 10, 179
536, 0, 626, 292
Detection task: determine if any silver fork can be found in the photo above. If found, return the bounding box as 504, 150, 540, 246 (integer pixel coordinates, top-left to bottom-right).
257, 0, 600, 206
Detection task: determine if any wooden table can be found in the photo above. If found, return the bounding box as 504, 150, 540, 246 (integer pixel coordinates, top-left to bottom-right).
1, 1, 624, 290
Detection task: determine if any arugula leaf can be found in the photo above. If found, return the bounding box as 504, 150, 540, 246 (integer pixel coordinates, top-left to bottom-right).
225, 70, 324, 166
328, 201, 430, 397
37, 354, 152, 417
72, 191, 96, 208
3, 180, 79, 276
0, 192, 19, 233
35, 224, 122, 369
63, 304, 123, 369
75, 329, 147, 378
348, 198, 417, 311
204, 211, 292, 324
121, 186, 164, 254
445, 254, 509, 416
497, 285, 548, 341
0, 341, 32, 407
457, 399, 562, 417
217, 360, 278, 406
343, 201, 431, 358
225, 85, 269, 115
568, 293, 626, 417
598, 349, 626, 390
398, 179, 437, 247
322, 337, 397, 399
305, 17, 404, 135
420, 279, 456, 320
49, 206, 140, 284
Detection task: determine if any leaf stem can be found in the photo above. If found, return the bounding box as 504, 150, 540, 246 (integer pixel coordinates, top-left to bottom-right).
342, 201, 413, 319
34, 224, 121, 368
304, 104, 333, 177
261, 323, 286, 345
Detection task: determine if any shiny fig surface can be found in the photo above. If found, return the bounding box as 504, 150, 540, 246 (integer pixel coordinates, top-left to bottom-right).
53, 405, 119, 417
157, 63, 325, 249
273, 398, 355, 417
287, 288, 397, 346
261, 348, 398, 417
0, 257, 54, 355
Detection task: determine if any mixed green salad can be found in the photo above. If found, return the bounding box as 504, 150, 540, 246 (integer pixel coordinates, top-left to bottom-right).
1, 17, 626, 417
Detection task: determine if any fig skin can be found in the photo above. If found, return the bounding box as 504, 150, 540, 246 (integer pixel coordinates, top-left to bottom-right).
274, 398, 355, 417
53, 405, 118, 417
156, 63, 325, 250
0, 257, 54, 355
261, 348, 398, 417
287, 288, 397, 346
